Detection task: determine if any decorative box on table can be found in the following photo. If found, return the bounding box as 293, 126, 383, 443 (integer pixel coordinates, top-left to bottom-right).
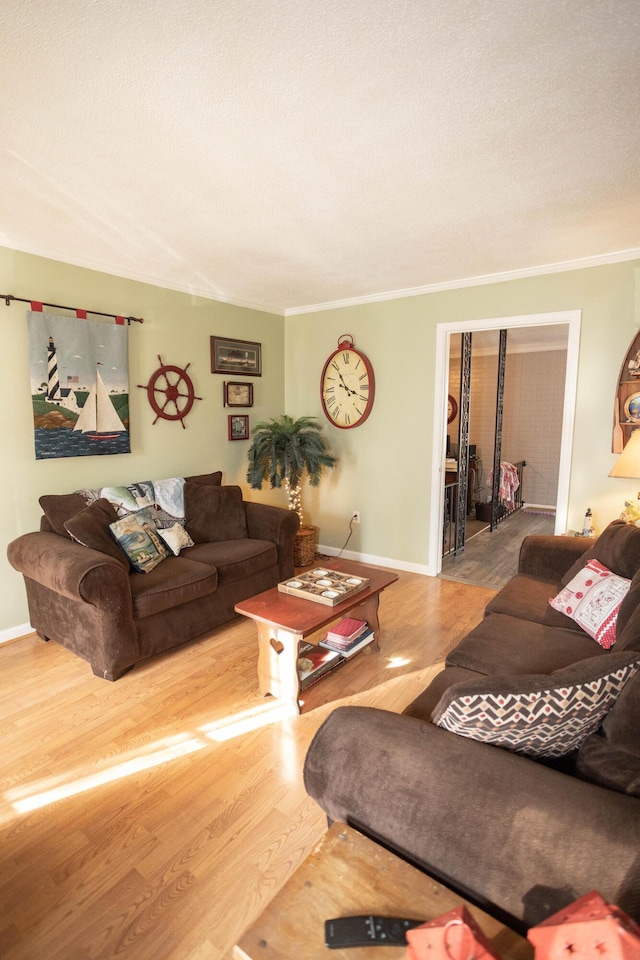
527, 891, 640, 960
405, 904, 503, 960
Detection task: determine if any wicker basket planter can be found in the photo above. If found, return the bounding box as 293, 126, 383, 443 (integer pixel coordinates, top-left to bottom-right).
293, 524, 319, 567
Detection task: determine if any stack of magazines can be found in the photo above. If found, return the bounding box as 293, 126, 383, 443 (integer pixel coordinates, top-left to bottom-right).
320, 617, 375, 658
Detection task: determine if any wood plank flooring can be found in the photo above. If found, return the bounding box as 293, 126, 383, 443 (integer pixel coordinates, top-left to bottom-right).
0, 570, 496, 960
440, 509, 556, 589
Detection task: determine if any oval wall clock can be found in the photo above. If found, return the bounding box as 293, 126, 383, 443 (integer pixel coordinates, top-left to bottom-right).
320, 335, 375, 429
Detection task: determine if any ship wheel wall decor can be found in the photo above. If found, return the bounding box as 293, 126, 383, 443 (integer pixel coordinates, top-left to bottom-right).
138, 356, 202, 428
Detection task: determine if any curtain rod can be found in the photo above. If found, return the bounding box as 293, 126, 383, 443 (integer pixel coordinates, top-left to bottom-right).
1, 294, 144, 324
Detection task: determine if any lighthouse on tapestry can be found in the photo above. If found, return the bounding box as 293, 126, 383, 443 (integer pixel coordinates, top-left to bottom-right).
47, 336, 61, 401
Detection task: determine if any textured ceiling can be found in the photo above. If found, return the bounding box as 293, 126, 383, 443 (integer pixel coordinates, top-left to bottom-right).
2, 0, 639, 314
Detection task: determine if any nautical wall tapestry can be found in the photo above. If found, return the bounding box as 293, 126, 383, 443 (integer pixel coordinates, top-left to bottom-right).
27, 309, 130, 459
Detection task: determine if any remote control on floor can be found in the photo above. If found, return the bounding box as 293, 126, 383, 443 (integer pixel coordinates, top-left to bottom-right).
325, 915, 424, 948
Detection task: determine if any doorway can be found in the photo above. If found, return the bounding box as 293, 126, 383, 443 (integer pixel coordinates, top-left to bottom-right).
428, 311, 581, 577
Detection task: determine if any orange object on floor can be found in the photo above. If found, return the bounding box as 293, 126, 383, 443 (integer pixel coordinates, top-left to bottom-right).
405, 904, 503, 960
527, 891, 640, 960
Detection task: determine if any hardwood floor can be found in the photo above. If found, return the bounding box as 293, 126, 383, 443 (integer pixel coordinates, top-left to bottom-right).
440, 509, 556, 589
0, 570, 495, 960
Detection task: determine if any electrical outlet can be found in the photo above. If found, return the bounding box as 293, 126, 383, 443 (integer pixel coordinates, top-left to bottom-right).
352, 511, 360, 524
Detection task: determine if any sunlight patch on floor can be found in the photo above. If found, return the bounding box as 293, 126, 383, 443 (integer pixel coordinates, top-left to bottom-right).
6, 701, 299, 816
200, 700, 298, 741
9, 734, 206, 813
387, 656, 412, 668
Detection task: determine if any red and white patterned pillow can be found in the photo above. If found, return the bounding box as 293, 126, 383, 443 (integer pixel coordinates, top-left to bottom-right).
549, 559, 631, 649
432, 653, 640, 758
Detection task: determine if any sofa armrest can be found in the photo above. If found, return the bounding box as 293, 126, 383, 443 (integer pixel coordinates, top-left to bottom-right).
245, 502, 300, 579
8, 531, 130, 604
304, 705, 640, 928
518, 534, 591, 581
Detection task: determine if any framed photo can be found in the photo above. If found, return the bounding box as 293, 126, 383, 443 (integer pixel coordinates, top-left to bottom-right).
223, 381, 253, 407
211, 336, 262, 376
228, 414, 250, 440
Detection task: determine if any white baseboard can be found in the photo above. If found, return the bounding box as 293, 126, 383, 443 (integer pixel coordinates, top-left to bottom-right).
317, 544, 436, 577
0, 623, 33, 645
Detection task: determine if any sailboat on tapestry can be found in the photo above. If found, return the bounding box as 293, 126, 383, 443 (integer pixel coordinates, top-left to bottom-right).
27, 310, 130, 459
73, 365, 126, 440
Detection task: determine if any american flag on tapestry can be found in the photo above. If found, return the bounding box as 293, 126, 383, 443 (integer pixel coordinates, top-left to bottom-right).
27, 309, 130, 460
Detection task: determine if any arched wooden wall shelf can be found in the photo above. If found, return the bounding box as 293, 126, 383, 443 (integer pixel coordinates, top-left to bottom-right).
614, 331, 640, 452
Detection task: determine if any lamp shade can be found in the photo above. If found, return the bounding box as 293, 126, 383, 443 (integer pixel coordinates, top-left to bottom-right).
609, 429, 640, 478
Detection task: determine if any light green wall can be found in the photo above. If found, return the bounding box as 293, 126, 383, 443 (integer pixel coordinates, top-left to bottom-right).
285, 260, 640, 567
3, 247, 640, 634
1, 246, 285, 632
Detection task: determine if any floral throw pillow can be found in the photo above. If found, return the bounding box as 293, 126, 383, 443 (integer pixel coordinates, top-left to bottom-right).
549, 559, 631, 649
109, 507, 169, 573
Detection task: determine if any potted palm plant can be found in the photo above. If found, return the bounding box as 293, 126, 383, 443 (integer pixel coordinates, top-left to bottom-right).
246, 415, 336, 566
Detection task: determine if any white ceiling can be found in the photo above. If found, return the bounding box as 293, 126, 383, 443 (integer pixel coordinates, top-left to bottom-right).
2, 0, 639, 315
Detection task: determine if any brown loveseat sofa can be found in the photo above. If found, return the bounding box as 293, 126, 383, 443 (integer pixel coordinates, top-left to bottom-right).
7, 471, 299, 680
304, 521, 640, 932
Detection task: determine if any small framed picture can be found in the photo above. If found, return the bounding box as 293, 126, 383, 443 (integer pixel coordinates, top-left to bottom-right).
211, 336, 262, 376
224, 381, 253, 407
228, 414, 250, 440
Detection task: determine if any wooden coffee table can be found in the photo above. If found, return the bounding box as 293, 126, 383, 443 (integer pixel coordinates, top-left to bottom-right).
233, 822, 533, 959
234, 559, 398, 713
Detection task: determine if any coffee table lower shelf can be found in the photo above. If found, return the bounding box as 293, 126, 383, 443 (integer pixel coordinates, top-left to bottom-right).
232, 822, 533, 960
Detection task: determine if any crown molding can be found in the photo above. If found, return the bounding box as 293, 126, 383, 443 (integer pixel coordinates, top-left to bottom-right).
284, 248, 640, 316
5, 240, 639, 318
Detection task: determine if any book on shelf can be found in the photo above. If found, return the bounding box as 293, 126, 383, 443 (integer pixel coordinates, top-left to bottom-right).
297, 642, 343, 689
326, 617, 368, 645
320, 626, 375, 658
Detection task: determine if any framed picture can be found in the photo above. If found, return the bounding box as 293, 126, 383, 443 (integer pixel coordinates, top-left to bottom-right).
625, 393, 640, 423
211, 336, 262, 376
228, 414, 250, 440
223, 381, 253, 407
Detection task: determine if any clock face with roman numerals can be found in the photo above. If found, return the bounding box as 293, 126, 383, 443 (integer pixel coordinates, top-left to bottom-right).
320, 340, 375, 429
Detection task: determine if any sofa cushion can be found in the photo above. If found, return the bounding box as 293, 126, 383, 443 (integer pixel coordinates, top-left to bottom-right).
184, 470, 223, 486
109, 507, 169, 573
157, 523, 194, 556
612, 570, 640, 648
575, 669, 640, 795
446, 613, 603, 676
64, 498, 130, 570
561, 520, 640, 584
39, 492, 88, 536
184, 539, 277, 583
432, 651, 640, 759
549, 559, 631, 649
184, 484, 248, 543
129, 555, 218, 619
485, 574, 585, 631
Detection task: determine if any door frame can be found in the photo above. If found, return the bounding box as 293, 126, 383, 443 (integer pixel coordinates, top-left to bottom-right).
428, 310, 582, 575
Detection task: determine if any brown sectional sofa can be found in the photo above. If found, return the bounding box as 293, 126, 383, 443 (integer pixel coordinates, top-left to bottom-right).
304, 521, 640, 932
8, 471, 299, 680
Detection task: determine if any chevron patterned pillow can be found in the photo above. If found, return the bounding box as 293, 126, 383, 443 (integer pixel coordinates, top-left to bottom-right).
432, 652, 640, 759
549, 559, 631, 649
